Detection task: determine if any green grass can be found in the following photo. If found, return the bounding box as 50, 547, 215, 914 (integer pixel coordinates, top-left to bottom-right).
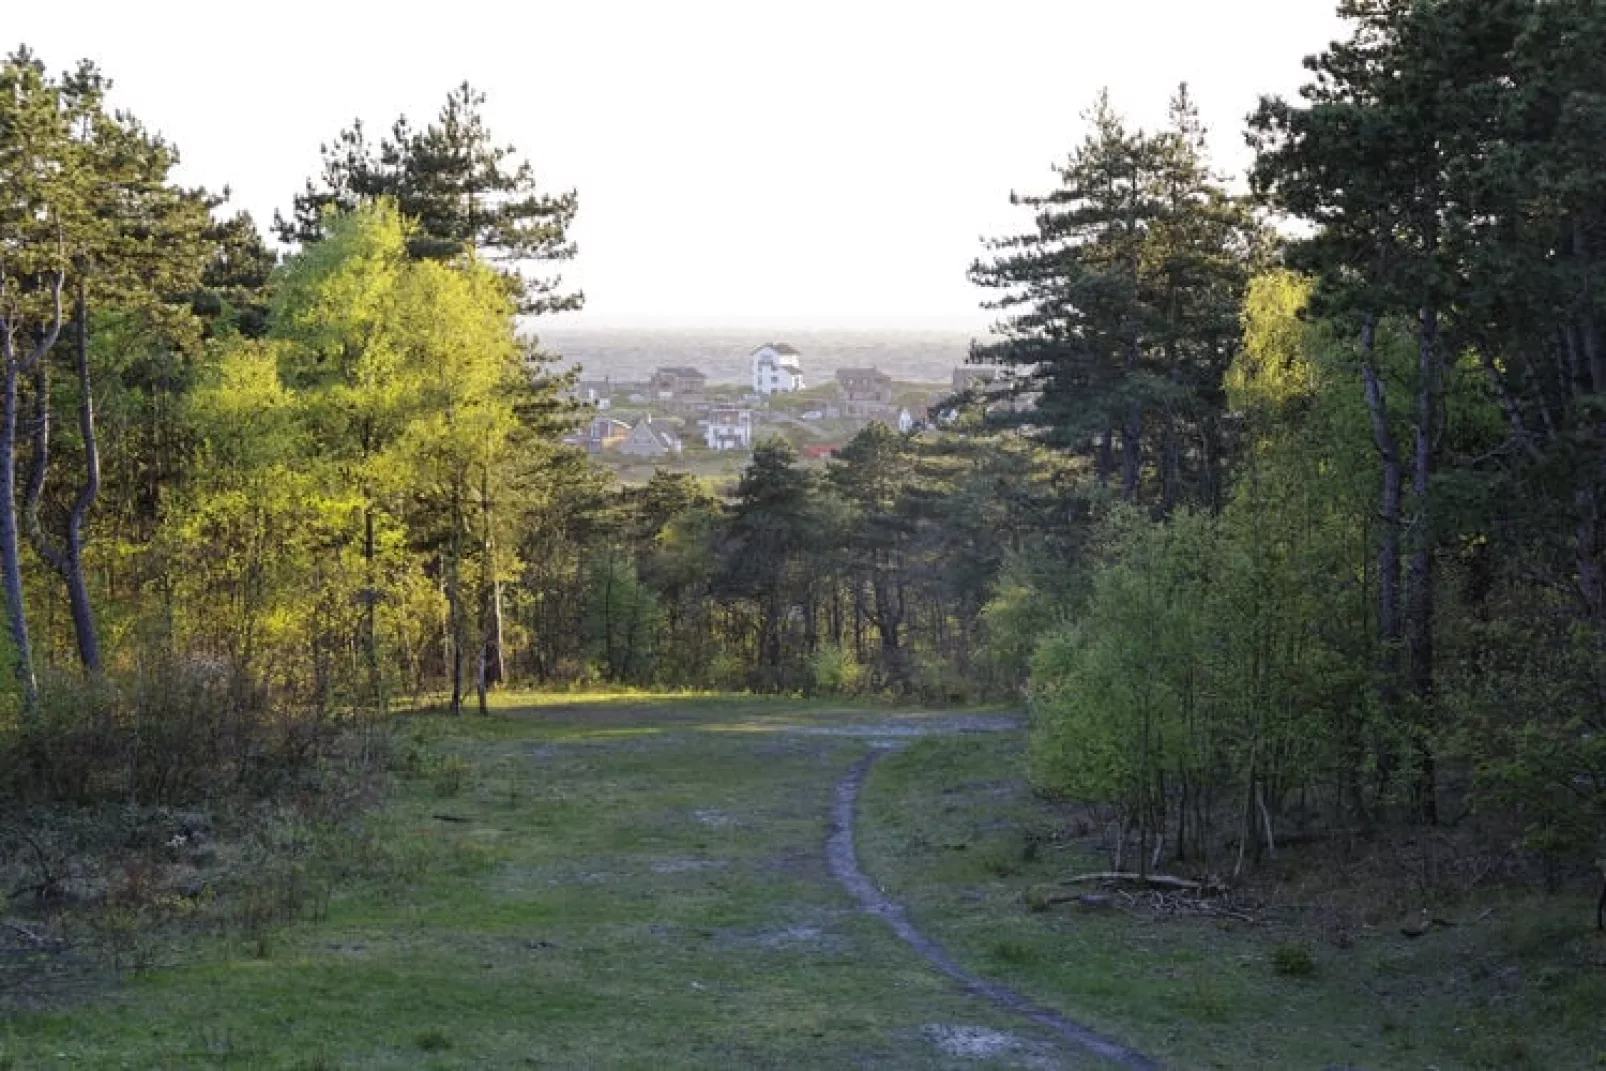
857, 732, 1606, 1069
0, 697, 1066, 1069
7, 696, 1599, 1069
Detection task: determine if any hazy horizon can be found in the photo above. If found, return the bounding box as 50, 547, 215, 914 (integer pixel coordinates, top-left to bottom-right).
537, 324, 987, 385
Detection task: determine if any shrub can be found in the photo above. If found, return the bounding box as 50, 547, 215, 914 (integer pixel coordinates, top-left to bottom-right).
0, 655, 342, 808
810, 643, 864, 695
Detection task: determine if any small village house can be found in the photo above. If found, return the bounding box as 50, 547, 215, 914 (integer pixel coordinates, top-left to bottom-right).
836, 367, 894, 418
751, 344, 805, 395
952, 366, 999, 392
704, 408, 753, 451
564, 416, 632, 454
620, 416, 683, 458
650, 366, 708, 400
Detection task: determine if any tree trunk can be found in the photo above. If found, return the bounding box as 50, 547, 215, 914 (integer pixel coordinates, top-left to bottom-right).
62, 286, 102, 674
0, 361, 38, 709
1360, 318, 1403, 809
448, 473, 466, 716
1405, 304, 1440, 824
1360, 320, 1403, 695
22, 287, 105, 675
1122, 405, 1143, 503
0, 273, 64, 709
364, 505, 381, 705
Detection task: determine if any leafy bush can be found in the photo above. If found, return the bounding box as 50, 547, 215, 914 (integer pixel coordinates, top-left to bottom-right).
1271, 941, 1316, 977
0, 657, 341, 807
810, 642, 864, 695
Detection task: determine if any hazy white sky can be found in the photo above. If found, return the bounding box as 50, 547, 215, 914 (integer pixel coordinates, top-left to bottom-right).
12, 1, 1343, 329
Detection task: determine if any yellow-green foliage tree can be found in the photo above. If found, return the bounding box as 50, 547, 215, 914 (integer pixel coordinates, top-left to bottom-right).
165, 202, 531, 716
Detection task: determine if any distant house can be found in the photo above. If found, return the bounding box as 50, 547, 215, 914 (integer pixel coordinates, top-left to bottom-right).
649, 366, 708, 400
620, 416, 683, 458
752, 344, 805, 395
952, 366, 1000, 392
897, 408, 915, 433
801, 444, 838, 461
564, 416, 632, 454
573, 377, 616, 407
836, 367, 894, 418
705, 408, 753, 451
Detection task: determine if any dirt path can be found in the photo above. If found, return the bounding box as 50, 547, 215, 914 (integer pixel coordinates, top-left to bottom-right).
824, 735, 1159, 1070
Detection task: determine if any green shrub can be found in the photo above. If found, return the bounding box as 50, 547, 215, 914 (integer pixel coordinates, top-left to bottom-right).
810, 643, 864, 695
1271, 941, 1316, 977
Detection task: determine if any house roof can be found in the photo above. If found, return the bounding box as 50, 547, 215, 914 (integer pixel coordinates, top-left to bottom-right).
629, 418, 682, 449
836, 367, 891, 382
656, 366, 706, 379
751, 343, 801, 358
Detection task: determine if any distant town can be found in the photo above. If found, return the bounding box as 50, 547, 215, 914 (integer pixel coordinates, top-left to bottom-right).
561, 341, 1008, 474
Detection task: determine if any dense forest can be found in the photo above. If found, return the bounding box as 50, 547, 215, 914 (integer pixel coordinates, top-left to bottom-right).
2, 0, 1604, 896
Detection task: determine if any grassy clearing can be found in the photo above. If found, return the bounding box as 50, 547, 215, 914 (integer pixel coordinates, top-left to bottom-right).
11, 695, 1594, 1069
0, 697, 1078, 1069
858, 732, 1606, 1069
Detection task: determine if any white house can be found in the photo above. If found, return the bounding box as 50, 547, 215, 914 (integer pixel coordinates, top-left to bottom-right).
705, 408, 753, 451
751, 344, 805, 395
897, 408, 915, 433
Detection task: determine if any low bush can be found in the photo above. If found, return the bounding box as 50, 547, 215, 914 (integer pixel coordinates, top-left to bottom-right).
0, 657, 351, 808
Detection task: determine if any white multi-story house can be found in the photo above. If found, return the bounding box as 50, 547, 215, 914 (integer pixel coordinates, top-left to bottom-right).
704, 408, 753, 451
751, 344, 805, 395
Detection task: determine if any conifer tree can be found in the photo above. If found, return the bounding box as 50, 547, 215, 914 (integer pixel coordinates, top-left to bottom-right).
971, 87, 1260, 510
276, 83, 579, 315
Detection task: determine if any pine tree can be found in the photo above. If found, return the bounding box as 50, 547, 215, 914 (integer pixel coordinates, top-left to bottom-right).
970, 87, 1260, 509
275, 83, 579, 315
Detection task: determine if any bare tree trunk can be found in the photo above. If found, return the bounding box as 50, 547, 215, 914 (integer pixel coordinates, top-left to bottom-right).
1360, 318, 1403, 809
0, 270, 65, 710
448, 472, 466, 716
363, 504, 381, 705
1360, 320, 1403, 694
23, 287, 105, 674
1406, 304, 1440, 824
0, 362, 37, 708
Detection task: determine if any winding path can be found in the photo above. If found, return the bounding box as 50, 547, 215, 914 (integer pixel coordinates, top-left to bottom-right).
825, 737, 1159, 1070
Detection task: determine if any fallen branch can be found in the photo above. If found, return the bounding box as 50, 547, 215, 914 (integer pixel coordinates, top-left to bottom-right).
1059, 871, 1222, 893
2, 919, 58, 947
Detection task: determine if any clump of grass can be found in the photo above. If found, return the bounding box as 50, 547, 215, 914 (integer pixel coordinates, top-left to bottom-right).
1271, 941, 1316, 977
291, 1054, 341, 1071
433, 755, 472, 797
990, 937, 1041, 965
414, 1027, 452, 1052
980, 845, 1022, 878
